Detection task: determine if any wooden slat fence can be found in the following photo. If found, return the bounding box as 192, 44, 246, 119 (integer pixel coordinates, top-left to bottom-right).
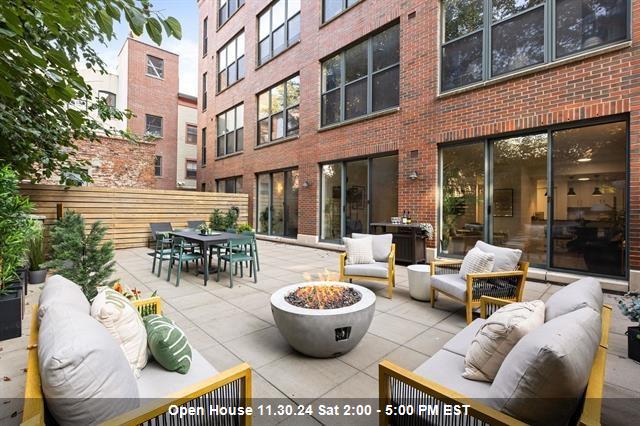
20, 184, 249, 249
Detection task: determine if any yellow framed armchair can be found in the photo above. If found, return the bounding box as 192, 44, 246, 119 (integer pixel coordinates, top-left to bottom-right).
23, 297, 252, 426
339, 244, 396, 299
430, 259, 529, 323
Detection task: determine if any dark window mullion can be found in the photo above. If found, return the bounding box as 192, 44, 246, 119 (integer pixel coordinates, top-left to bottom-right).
268, 89, 273, 142
491, 3, 545, 26
340, 53, 345, 122
367, 36, 373, 115
483, 0, 491, 81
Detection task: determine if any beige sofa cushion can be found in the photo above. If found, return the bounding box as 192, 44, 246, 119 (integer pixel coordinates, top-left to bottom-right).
37, 275, 89, 324
38, 305, 139, 424
344, 236, 375, 265
475, 241, 522, 272
352, 233, 393, 262
431, 274, 467, 301
545, 277, 603, 321
463, 301, 545, 382
488, 307, 601, 424
414, 350, 491, 399
344, 262, 389, 278
91, 287, 148, 377
443, 318, 486, 357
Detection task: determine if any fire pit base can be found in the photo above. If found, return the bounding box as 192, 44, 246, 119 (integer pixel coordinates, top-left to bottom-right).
271, 282, 376, 358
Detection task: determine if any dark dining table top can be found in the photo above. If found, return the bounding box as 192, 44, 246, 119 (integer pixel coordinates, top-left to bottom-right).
169, 230, 243, 244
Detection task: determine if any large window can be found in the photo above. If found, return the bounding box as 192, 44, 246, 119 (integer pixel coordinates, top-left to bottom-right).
145, 114, 163, 137
321, 24, 399, 127
440, 0, 630, 91
186, 160, 198, 179
320, 154, 398, 242
203, 17, 208, 56
323, 0, 360, 22
201, 127, 207, 165
258, 0, 301, 65
146, 55, 164, 79
257, 169, 298, 237
257, 75, 300, 145
186, 124, 197, 145
219, 0, 244, 27
202, 73, 208, 111
216, 104, 244, 157
439, 119, 628, 277
217, 176, 243, 193
217, 31, 245, 92
154, 156, 162, 177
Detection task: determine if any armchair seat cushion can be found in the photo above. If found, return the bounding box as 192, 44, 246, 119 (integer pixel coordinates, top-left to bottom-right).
344, 262, 389, 278
431, 274, 467, 301
442, 318, 486, 356
413, 350, 491, 398
137, 349, 218, 399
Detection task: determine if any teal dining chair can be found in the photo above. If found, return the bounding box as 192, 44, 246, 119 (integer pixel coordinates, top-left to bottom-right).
216, 237, 257, 288
166, 237, 204, 287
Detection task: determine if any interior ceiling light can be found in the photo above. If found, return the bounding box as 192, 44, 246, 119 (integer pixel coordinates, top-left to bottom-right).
577, 158, 592, 163
567, 187, 577, 196
578, 177, 590, 181
592, 187, 603, 196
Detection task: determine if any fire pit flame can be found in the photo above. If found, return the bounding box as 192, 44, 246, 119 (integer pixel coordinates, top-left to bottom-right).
285, 285, 361, 309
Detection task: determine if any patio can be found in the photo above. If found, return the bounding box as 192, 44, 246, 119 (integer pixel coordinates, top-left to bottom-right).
2, 240, 639, 425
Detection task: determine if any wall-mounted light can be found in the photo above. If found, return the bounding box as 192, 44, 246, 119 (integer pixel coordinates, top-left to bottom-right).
302, 180, 311, 188
592, 187, 603, 196
408, 171, 419, 180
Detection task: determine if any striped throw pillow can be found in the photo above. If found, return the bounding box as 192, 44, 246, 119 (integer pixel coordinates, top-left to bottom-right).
344, 236, 375, 265
459, 247, 495, 278
143, 315, 192, 374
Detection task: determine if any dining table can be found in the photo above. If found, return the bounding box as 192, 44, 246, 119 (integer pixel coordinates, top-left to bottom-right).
169, 230, 245, 286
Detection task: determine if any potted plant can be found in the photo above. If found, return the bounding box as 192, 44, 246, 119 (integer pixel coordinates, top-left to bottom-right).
618, 292, 640, 362
236, 223, 254, 234
198, 222, 212, 235
0, 165, 32, 341
28, 224, 48, 284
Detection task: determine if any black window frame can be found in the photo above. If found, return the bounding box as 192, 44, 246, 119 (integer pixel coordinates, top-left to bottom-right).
186, 124, 198, 145
202, 72, 208, 111
145, 114, 163, 138
257, 0, 301, 66
154, 155, 162, 177
216, 103, 244, 157
146, 55, 164, 79
202, 16, 208, 57
218, 0, 245, 28
186, 160, 198, 179
201, 127, 207, 166
216, 176, 243, 193
439, 0, 631, 93
257, 74, 300, 145
320, 23, 400, 128
322, 0, 360, 23
98, 90, 116, 108
217, 31, 245, 92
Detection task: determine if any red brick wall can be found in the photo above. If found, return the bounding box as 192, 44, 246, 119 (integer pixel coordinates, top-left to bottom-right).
126, 38, 180, 190
197, 0, 640, 268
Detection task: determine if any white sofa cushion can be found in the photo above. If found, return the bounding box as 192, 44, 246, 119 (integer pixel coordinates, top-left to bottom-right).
459, 247, 495, 278
38, 305, 139, 424
137, 349, 218, 398
488, 307, 601, 424
463, 300, 545, 382
91, 287, 148, 377
352, 233, 393, 262
344, 236, 375, 265
414, 350, 491, 399
431, 274, 467, 301
475, 241, 522, 272
442, 318, 486, 357
344, 262, 389, 278
545, 277, 603, 321
37, 275, 89, 324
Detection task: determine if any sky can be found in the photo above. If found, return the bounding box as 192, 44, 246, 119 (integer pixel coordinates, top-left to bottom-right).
92, 0, 200, 95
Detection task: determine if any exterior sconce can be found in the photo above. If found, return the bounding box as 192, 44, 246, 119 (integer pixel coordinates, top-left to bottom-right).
408, 171, 418, 180
302, 180, 311, 188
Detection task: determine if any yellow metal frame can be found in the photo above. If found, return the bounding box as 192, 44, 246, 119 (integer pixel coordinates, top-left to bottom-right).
22, 297, 252, 426
339, 244, 396, 299
430, 260, 529, 323
379, 298, 612, 426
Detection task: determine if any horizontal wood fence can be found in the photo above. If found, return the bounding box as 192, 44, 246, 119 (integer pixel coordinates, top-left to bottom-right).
20, 184, 249, 249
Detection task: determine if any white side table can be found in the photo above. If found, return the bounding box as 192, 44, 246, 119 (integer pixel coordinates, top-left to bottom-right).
408, 264, 431, 301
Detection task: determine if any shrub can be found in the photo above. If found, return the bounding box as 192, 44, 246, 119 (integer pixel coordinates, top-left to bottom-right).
236, 223, 254, 234
28, 223, 46, 270
209, 209, 225, 231
224, 208, 239, 230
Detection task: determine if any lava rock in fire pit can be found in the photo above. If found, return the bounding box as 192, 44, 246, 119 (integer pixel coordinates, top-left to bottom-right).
285, 285, 362, 310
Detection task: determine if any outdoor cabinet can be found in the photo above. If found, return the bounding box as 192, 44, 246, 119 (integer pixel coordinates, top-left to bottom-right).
370, 223, 426, 265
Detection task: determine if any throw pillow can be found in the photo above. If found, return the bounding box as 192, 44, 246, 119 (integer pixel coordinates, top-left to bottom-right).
344, 236, 375, 265
91, 287, 148, 377
352, 233, 393, 262
459, 247, 495, 278
545, 277, 603, 321
463, 300, 545, 382
144, 314, 193, 374
475, 241, 522, 272
38, 274, 90, 324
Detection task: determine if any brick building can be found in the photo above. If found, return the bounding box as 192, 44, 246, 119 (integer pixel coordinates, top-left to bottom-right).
78, 37, 198, 190
197, 0, 638, 290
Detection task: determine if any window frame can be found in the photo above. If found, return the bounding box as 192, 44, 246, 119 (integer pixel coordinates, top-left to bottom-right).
320, 23, 400, 128
218, 0, 245, 28
146, 55, 164, 79
257, 0, 301, 66
97, 90, 116, 108
186, 124, 198, 145
145, 114, 163, 138
185, 159, 198, 179
203, 16, 208, 57
202, 72, 208, 111
322, 0, 361, 23
216, 103, 244, 158
201, 127, 207, 166
217, 30, 245, 92
154, 155, 162, 177
439, 0, 632, 93
257, 74, 300, 146
216, 176, 243, 193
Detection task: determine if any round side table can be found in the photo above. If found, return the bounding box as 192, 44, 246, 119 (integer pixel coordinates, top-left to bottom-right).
408, 264, 431, 301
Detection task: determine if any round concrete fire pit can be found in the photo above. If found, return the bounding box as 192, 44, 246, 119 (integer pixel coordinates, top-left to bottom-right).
271, 281, 376, 358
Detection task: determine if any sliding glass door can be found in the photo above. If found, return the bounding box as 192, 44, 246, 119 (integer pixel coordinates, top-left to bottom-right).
320, 154, 398, 242
439, 119, 628, 277
256, 169, 299, 238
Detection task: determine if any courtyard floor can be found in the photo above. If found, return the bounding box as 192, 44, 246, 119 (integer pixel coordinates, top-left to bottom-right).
1, 240, 639, 425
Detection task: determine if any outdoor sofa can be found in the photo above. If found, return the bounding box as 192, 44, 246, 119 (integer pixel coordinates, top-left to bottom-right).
380, 277, 610, 425
22, 276, 252, 425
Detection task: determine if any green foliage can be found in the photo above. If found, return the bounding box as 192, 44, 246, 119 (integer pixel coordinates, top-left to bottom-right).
28, 222, 46, 270
0, 166, 33, 290
209, 209, 225, 231
224, 208, 239, 230
236, 223, 254, 234
45, 210, 116, 300
618, 292, 640, 325
0, 1, 182, 184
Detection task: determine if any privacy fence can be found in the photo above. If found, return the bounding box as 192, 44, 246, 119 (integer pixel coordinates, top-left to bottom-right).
20, 184, 249, 249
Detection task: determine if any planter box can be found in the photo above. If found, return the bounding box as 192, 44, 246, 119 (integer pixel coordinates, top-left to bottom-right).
628, 326, 640, 363
0, 286, 22, 341
29, 269, 48, 285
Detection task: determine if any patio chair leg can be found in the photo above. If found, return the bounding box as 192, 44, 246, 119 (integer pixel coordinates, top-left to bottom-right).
185, 260, 189, 273
387, 278, 393, 299
240, 263, 243, 278
151, 254, 157, 273
430, 288, 436, 307
229, 263, 234, 288
176, 260, 182, 287
166, 258, 172, 281
252, 260, 257, 283
465, 304, 473, 324
156, 256, 163, 277
216, 256, 221, 282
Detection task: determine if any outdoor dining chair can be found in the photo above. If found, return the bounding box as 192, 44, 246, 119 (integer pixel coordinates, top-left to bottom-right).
216, 237, 257, 288
149, 222, 172, 247
187, 220, 205, 229
166, 237, 204, 287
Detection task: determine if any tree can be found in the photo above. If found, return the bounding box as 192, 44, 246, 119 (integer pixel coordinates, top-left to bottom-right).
0, 1, 182, 185
45, 210, 116, 300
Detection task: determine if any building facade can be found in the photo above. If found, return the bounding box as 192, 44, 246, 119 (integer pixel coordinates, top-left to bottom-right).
78, 37, 199, 190
197, 0, 639, 290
